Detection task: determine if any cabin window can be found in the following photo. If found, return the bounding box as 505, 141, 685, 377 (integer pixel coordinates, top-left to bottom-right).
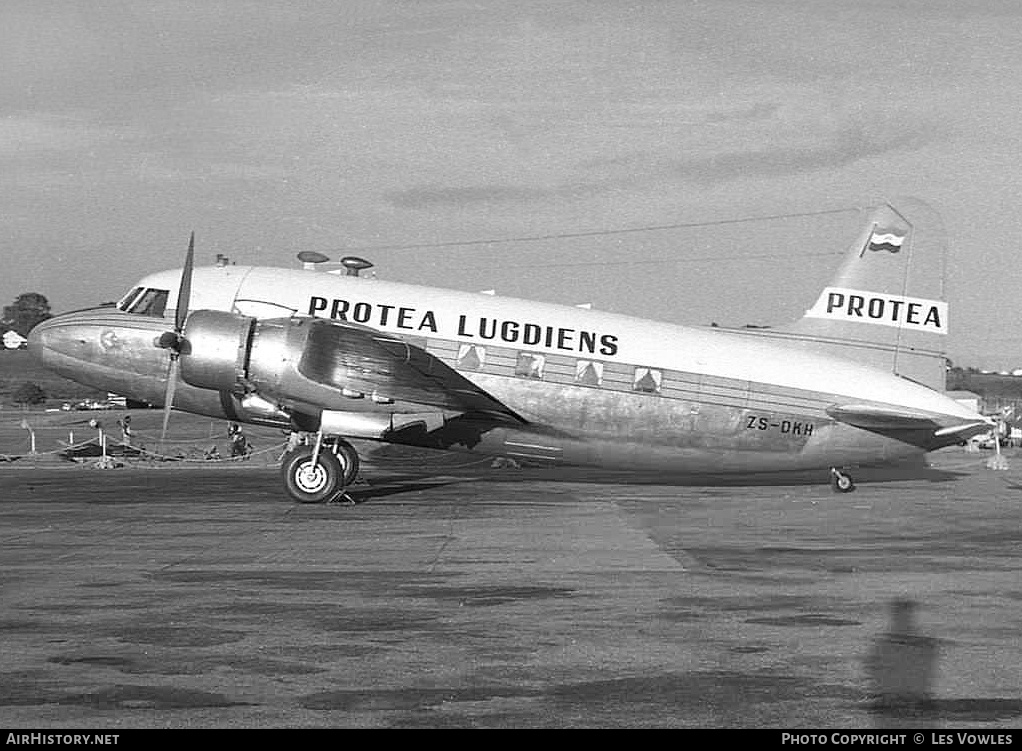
456, 344, 485, 371
575, 360, 603, 386
515, 352, 545, 379
633, 367, 662, 394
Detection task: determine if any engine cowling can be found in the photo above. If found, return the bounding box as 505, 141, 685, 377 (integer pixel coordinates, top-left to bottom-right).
178, 310, 255, 391
179, 310, 306, 398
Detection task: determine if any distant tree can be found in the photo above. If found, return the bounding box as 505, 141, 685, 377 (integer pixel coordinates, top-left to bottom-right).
3, 293, 52, 337
946, 366, 967, 391
12, 381, 46, 406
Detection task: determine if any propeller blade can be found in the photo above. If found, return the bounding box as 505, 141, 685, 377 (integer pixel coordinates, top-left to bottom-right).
160, 356, 180, 446
175, 232, 195, 334
157, 232, 195, 452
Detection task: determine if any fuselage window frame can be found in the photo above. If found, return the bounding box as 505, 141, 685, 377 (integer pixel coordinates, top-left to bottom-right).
456, 344, 486, 371
633, 366, 663, 394
515, 352, 546, 379
575, 359, 604, 387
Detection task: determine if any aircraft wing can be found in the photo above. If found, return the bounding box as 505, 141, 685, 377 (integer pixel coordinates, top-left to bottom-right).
296, 318, 527, 425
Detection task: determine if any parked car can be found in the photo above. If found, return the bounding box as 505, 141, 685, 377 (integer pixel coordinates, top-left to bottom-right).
69, 399, 114, 411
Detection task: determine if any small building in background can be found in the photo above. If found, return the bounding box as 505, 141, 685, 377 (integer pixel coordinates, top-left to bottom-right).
2, 330, 28, 349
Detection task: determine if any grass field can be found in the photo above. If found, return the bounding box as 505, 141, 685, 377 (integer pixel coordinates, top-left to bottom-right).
0, 349, 106, 407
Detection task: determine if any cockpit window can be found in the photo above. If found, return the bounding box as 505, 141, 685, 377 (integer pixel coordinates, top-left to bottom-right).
123, 288, 169, 317
117, 287, 145, 312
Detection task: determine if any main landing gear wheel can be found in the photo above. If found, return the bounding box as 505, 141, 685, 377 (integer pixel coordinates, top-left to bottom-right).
830, 468, 856, 493
281, 446, 343, 504
333, 439, 360, 486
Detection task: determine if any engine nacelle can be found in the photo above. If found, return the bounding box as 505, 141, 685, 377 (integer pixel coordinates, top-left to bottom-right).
179, 310, 256, 392
179, 310, 310, 401
177, 313, 429, 431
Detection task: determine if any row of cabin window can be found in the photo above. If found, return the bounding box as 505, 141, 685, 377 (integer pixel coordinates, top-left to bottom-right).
455, 344, 663, 394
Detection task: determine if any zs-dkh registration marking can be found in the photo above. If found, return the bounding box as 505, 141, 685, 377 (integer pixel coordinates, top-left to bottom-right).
746, 416, 815, 436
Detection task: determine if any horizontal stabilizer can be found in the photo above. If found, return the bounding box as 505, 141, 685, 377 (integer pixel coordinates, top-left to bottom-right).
933, 421, 993, 438
826, 404, 941, 430
827, 405, 992, 443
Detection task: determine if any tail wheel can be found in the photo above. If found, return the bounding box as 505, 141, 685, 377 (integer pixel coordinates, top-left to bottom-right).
831, 469, 856, 493
333, 439, 360, 486
281, 446, 342, 503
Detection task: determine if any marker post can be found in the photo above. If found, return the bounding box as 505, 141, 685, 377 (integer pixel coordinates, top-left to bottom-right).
986, 417, 1009, 470
90, 418, 116, 469
19, 418, 37, 455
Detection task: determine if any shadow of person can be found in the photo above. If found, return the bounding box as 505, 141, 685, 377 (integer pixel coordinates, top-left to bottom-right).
864, 598, 939, 728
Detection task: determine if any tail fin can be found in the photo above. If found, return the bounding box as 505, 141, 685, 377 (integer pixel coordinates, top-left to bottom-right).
776, 197, 948, 390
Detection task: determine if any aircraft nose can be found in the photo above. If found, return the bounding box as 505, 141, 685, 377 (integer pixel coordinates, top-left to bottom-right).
27, 315, 60, 362
28, 310, 103, 365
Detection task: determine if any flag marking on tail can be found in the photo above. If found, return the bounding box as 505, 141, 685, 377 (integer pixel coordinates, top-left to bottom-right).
861, 225, 906, 255
805, 287, 947, 334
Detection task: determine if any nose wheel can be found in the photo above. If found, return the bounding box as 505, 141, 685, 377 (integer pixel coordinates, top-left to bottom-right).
830, 468, 856, 493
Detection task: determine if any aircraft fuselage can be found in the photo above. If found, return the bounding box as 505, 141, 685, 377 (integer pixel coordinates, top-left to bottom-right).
29, 265, 984, 478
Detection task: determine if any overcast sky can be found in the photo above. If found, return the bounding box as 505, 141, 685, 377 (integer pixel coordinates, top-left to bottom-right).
3, 0, 1021, 368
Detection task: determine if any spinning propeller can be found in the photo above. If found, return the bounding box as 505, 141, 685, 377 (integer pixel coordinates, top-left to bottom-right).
155, 232, 195, 446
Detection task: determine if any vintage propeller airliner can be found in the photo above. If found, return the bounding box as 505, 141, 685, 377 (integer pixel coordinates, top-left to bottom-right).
29, 198, 989, 503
